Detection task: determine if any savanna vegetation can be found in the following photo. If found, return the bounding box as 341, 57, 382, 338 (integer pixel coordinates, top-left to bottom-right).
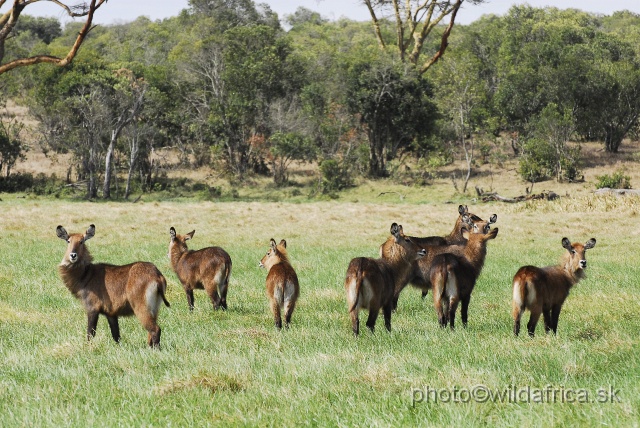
1, 0, 640, 200
1, 1, 640, 426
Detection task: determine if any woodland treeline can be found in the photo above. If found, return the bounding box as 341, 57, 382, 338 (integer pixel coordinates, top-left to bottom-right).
1, 1, 640, 198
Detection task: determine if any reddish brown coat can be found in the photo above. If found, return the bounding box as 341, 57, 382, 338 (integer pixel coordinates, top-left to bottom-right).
169, 227, 232, 311
260, 239, 299, 329
345, 223, 426, 336
429, 227, 499, 329
512, 237, 596, 337
391, 212, 497, 308
56, 224, 170, 347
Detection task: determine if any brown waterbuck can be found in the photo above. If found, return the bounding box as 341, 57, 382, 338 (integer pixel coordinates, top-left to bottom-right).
391, 212, 497, 309
259, 239, 300, 329
429, 225, 499, 329
407, 205, 490, 248
169, 227, 232, 311
346, 223, 426, 336
512, 237, 596, 337
56, 224, 170, 347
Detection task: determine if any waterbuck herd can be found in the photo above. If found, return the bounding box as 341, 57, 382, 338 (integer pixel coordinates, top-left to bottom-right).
55, 205, 596, 347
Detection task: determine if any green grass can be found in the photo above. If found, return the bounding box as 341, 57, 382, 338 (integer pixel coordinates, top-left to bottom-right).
0, 195, 639, 427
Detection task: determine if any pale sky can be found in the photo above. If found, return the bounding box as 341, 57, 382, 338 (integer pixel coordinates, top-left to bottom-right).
6, 1, 640, 26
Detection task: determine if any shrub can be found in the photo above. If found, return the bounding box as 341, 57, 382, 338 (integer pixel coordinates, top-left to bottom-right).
595, 170, 632, 189
319, 159, 352, 194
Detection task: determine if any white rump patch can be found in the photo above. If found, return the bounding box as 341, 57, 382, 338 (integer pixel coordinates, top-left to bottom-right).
512, 280, 523, 308
146, 282, 161, 317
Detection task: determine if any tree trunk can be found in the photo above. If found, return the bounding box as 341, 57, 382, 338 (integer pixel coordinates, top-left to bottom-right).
124, 134, 139, 200
368, 135, 386, 178
604, 127, 622, 153
103, 130, 117, 199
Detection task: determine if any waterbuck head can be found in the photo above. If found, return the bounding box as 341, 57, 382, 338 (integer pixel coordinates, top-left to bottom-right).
56, 224, 95, 267
168, 227, 195, 258
259, 239, 288, 270
462, 210, 498, 235
562, 237, 596, 275
389, 223, 427, 263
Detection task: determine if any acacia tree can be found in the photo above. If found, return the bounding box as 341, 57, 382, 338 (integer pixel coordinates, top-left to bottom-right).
361, 0, 486, 74
0, 0, 106, 74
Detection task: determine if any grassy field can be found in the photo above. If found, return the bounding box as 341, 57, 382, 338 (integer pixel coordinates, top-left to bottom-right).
0, 193, 639, 427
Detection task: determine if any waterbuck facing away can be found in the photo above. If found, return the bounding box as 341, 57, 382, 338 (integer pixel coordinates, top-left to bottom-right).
56, 224, 170, 347
168, 227, 232, 311
345, 223, 426, 336
259, 238, 300, 329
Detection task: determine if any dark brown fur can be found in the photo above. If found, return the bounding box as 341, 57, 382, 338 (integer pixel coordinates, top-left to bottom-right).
346, 223, 426, 336
512, 237, 596, 337
391, 212, 497, 309
169, 227, 232, 311
407, 205, 488, 248
259, 239, 300, 329
429, 227, 499, 329
56, 224, 170, 347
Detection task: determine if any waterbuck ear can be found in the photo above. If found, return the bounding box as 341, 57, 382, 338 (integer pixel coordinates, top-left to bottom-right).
56, 226, 69, 241
561, 237, 572, 251
462, 227, 470, 241
487, 227, 499, 239
169, 227, 177, 240
461, 214, 473, 227
458, 205, 468, 216
584, 238, 596, 250
390, 223, 400, 236
270, 239, 277, 250
279, 239, 287, 249
85, 225, 95, 241
489, 214, 497, 224
186, 230, 195, 240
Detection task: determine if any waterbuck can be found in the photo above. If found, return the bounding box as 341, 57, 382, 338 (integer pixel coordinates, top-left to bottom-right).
169, 227, 232, 311
56, 224, 170, 347
346, 223, 426, 336
259, 238, 300, 329
512, 237, 596, 337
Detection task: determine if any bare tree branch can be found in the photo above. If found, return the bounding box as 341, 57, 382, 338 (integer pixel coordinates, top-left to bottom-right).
362, 0, 484, 74
0, 0, 107, 75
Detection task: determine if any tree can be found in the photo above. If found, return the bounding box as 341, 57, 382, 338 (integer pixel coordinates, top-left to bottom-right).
432, 50, 486, 193
0, 109, 25, 177
517, 104, 580, 186
0, 0, 107, 74
347, 57, 437, 177
102, 68, 147, 199
361, 0, 486, 74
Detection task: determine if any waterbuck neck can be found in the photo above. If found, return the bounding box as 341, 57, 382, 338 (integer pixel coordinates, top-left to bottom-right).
58, 258, 93, 294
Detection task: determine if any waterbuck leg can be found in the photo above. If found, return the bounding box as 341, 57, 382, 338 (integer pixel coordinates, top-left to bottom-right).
365, 306, 380, 333
284, 300, 296, 328
551, 305, 562, 335
448, 298, 459, 330
271, 300, 282, 330
543, 309, 552, 334
527, 310, 542, 338
350, 310, 360, 337
87, 311, 99, 341
461, 295, 471, 328
382, 304, 392, 332
513, 309, 522, 336
186, 289, 195, 311
106, 315, 120, 343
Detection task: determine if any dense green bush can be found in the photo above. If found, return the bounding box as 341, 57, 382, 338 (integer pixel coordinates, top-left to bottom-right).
595, 170, 632, 189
